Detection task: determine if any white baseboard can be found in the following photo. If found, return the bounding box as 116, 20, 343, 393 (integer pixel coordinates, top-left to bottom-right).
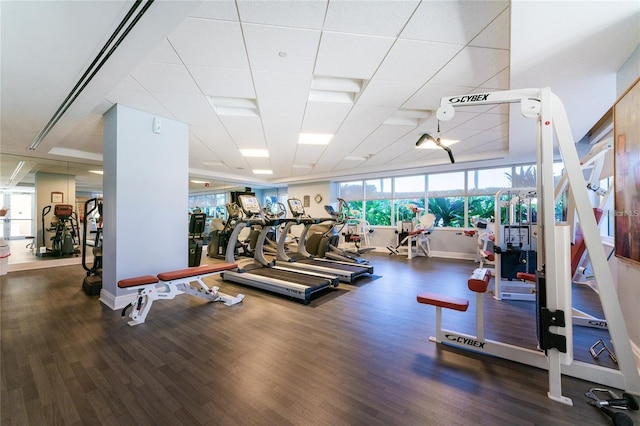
100, 289, 133, 311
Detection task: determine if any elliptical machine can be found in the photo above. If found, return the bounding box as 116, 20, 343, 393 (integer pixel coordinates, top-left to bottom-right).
82, 198, 103, 295
38, 204, 80, 257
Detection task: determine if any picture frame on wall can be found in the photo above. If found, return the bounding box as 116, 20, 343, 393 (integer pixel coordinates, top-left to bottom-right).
614, 77, 640, 264
51, 192, 63, 203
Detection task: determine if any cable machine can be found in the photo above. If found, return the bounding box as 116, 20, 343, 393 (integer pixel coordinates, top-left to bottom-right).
429, 88, 640, 405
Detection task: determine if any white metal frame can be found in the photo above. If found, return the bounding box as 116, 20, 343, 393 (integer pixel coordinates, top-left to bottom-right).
434, 88, 640, 405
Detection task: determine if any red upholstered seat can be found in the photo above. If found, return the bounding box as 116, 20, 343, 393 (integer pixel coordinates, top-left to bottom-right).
118, 275, 159, 288
417, 292, 469, 312
157, 263, 237, 281
517, 272, 536, 282
468, 268, 491, 293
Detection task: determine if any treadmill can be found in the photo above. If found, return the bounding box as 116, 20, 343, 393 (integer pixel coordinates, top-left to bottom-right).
221, 195, 339, 303
273, 198, 374, 283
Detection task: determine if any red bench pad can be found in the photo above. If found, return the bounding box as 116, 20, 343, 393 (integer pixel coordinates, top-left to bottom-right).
468, 269, 491, 293
157, 263, 238, 281
480, 250, 494, 261
118, 275, 159, 288
416, 292, 469, 312
517, 272, 536, 282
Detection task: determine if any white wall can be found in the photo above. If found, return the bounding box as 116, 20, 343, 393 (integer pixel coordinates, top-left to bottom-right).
101, 104, 188, 309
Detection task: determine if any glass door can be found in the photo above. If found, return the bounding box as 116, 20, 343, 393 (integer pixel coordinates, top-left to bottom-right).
0, 191, 35, 239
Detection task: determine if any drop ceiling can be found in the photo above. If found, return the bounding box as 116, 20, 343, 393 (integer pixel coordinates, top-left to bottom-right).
1, 1, 638, 193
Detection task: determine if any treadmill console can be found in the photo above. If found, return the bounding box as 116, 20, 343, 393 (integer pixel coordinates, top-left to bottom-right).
287, 198, 305, 217
238, 194, 262, 216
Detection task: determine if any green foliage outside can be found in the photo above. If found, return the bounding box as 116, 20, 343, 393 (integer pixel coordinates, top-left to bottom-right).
365, 200, 392, 226
428, 197, 464, 227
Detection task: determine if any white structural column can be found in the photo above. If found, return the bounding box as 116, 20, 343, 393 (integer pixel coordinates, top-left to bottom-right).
101, 104, 189, 309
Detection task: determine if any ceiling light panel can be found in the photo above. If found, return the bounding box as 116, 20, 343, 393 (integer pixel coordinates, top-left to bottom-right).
384, 109, 432, 127
298, 133, 333, 145
356, 80, 422, 108
240, 149, 269, 157
252, 169, 273, 175
208, 96, 259, 117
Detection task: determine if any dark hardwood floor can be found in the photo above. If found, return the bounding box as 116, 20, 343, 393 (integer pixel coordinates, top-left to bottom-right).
2, 253, 638, 425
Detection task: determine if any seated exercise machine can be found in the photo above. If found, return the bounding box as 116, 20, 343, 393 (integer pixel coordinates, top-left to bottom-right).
118, 263, 245, 326
387, 212, 435, 259
336, 198, 375, 255
417, 88, 640, 406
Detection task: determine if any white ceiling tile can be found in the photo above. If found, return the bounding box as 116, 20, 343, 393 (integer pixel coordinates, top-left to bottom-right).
400, 1, 508, 44
457, 112, 508, 130
351, 124, 413, 156
430, 46, 510, 87
314, 32, 395, 79
105, 89, 173, 118
189, 0, 239, 21
188, 65, 256, 98
324, 1, 419, 37
169, 18, 249, 68
357, 79, 422, 108
153, 93, 216, 125
111, 75, 147, 92
403, 83, 474, 110
478, 67, 510, 90
294, 144, 327, 164
301, 102, 352, 134
237, 0, 327, 29
219, 115, 266, 148
143, 39, 182, 64
470, 7, 510, 49
242, 24, 320, 73
130, 62, 201, 94
375, 39, 463, 82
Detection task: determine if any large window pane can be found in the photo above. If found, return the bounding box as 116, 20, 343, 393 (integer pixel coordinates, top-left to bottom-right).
394, 175, 425, 198
468, 195, 495, 225
339, 181, 364, 200
365, 178, 392, 200
428, 196, 464, 227
365, 200, 391, 226
428, 172, 465, 197
469, 167, 514, 194
395, 198, 425, 223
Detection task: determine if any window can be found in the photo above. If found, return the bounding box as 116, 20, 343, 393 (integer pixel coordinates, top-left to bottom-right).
394, 175, 425, 198
469, 167, 514, 194
339, 181, 364, 200
428, 197, 464, 227
428, 172, 464, 197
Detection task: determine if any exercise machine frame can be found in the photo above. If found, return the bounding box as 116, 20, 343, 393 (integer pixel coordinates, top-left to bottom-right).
428, 88, 640, 405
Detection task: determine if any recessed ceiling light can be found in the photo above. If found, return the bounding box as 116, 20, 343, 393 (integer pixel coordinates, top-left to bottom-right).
240, 149, 269, 157
253, 169, 273, 175
298, 133, 333, 145
201, 160, 225, 167
89, 170, 104, 175
190, 179, 210, 184
415, 139, 459, 149
207, 96, 259, 117
292, 163, 314, 169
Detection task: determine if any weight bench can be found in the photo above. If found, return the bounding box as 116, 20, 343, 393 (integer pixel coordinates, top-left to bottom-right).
417, 268, 491, 342
118, 263, 244, 326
